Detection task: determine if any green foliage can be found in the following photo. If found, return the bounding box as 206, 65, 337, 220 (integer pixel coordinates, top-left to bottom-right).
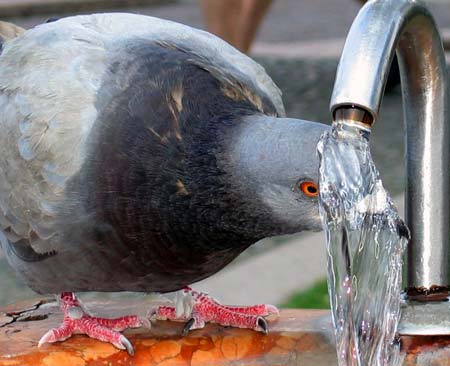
281, 278, 330, 309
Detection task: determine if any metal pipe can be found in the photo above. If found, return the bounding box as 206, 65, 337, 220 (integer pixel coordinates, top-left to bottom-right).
330, 0, 449, 293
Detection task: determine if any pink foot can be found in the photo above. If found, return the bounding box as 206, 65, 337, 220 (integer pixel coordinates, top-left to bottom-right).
150, 287, 279, 334
38, 292, 148, 355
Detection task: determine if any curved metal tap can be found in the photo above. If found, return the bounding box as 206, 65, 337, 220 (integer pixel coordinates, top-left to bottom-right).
330, 0, 449, 295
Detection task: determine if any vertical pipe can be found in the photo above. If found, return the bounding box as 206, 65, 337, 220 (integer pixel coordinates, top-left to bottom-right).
330, 0, 449, 292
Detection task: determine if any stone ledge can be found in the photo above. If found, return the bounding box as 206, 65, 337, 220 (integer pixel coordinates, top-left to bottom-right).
0, 298, 337, 366
2, 298, 450, 365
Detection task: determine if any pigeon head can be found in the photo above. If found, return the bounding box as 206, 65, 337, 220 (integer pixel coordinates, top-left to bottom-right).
224, 116, 329, 237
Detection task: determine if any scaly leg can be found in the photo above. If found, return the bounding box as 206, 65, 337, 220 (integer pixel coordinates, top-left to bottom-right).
38, 292, 148, 355
150, 287, 279, 334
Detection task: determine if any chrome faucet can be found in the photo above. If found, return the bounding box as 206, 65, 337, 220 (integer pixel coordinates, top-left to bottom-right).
330, 0, 450, 333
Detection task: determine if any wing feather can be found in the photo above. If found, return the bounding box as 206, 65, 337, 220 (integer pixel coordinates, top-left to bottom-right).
0, 22, 107, 254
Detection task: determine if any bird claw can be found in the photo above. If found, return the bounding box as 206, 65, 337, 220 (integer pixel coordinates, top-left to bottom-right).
38, 331, 51, 347
38, 329, 58, 347
256, 317, 268, 334
182, 318, 196, 336
116, 335, 134, 356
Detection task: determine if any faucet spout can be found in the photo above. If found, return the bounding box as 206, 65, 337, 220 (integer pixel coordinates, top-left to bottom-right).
331, 0, 449, 294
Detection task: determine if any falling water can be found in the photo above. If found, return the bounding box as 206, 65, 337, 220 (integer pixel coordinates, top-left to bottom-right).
318, 121, 408, 366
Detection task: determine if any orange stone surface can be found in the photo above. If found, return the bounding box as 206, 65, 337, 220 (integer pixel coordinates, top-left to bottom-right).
0, 298, 338, 366
1, 298, 450, 366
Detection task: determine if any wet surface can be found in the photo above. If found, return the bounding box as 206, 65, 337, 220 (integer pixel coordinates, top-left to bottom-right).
401, 336, 450, 366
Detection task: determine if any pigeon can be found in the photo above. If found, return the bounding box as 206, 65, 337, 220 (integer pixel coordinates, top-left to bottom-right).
0, 14, 328, 354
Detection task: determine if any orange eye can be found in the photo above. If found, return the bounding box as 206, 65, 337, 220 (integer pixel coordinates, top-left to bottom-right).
299, 181, 319, 197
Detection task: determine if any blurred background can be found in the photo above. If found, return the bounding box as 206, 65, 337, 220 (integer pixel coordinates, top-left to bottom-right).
0, 0, 449, 309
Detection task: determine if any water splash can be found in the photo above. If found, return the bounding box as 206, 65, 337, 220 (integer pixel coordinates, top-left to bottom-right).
318, 121, 408, 366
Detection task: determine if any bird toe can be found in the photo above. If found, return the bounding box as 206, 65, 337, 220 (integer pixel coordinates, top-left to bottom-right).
256, 317, 268, 334
118, 335, 134, 356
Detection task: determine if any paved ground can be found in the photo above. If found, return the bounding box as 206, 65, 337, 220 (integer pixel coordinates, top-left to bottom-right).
0, 0, 174, 17
0, 0, 449, 306
6, 0, 363, 38
4, 0, 450, 42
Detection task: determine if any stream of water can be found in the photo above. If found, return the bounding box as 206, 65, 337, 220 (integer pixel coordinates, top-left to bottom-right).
318, 121, 408, 366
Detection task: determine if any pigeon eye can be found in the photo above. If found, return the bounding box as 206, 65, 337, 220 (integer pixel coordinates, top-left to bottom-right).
299, 181, 319, 197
